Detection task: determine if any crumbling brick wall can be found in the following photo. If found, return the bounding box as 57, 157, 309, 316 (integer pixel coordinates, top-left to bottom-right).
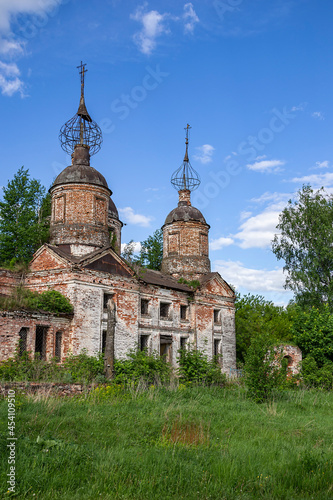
0, 311, 72, 362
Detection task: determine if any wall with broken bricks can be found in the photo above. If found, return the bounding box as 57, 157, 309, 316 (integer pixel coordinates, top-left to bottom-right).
0, 311, 72, 362
1, 263, 236, 372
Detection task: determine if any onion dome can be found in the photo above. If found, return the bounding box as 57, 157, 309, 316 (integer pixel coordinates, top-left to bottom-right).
51, 144, 110, 192
108, 197, 119, 219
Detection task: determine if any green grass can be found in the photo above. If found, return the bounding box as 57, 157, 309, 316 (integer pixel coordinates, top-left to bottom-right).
1, 385, 332, 499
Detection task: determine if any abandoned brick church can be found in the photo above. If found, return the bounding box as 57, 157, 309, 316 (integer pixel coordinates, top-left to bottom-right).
0, 65, 236, 373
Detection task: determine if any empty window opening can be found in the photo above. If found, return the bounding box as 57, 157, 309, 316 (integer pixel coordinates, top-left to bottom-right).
55, 331, 62, 361
180, 337, 187, 350
214, 339, 221, 357
102, 330, 107, 353
103, 293, 114, 311
180, 305, 188, 320
18, 327, 28, 356
140, 335, 149, 351
141, 299, 149, 316
35, 326, 48, 360
160, 302, 170, 319
160, 335, 172, 362
214, 309, 221, 324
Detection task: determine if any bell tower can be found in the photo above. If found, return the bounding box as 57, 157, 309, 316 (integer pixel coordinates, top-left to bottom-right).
49, 62, 122, 257
161, 125, 211, 280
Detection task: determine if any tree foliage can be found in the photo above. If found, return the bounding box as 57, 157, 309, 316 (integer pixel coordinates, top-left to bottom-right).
122, 229, 163, 271
292, 305, 333, 367
137, 229, 163, 270
235, 293, 293, 363
272, 185, 333, 310
0, 167, 51, 265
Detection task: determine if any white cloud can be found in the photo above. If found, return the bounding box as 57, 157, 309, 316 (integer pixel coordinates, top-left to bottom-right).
210, 236, 234, 251
130, 3, 170, 55
0, 0, 64, 97
313, 160, 329, 169
290, 172, 333, 189
0, 39, 24, 57
246, 159, 285, 173
193, 144, 215, 164
234, 203, 285, 249
239, 210, 252, 221
0, 61, 23, 96
121, 241, 141, 254
214, 260, 286, 293
183, 3, 199, 34
119, 207, 153, 227
312, 111, 325, 120
251, 191, 291, 204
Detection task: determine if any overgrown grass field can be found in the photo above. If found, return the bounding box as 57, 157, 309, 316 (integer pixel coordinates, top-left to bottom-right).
1, 385, 332, 499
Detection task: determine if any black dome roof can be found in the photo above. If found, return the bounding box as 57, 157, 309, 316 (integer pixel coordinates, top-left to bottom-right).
164, 202, 207, 225
108, 197, 119, 219
52, 164, 109, 191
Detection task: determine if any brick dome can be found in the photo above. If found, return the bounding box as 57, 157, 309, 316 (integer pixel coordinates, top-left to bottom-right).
164, 203, 207, 225
51, 144, 110, 193
52, 164, 109, 190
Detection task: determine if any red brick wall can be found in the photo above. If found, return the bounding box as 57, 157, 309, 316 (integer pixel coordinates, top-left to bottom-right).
162, 220, 211, 279
0, 311, 72, 362
49, 183, 110, 248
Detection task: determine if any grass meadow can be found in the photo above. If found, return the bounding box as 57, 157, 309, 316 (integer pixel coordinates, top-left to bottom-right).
1, 385, 332, 499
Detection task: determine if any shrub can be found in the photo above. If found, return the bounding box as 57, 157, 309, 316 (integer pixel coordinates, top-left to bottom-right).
177, 345, 226, 385
301, 356, 333, 390
0, 287, 73, 315
62, 350, 104, 383
114, 349, 171, 385
0, 351, 62, 381
244, 334, 285, 403
0, 349, 104, 384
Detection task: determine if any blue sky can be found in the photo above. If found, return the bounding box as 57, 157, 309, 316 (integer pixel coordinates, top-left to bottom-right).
1, 0, 332, 305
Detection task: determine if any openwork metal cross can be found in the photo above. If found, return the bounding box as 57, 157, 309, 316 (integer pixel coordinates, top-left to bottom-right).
77, 61, 87, 92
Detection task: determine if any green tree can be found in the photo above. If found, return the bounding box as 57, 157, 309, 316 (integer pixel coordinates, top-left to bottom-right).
121, 229, 163, 271
272, 185, 333, 310
292, 305, 333, 367
0, 167, 51, 265
235, 293, 293, 363
137, 229, 163, 270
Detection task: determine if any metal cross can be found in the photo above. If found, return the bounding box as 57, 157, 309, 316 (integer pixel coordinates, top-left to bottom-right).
77, 61, 87, 88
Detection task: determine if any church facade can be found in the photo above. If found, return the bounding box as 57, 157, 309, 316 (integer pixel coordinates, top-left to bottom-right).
0, 67, 236, 374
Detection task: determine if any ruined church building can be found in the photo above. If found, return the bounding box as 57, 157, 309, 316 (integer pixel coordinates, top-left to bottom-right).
0, 64, 236, 373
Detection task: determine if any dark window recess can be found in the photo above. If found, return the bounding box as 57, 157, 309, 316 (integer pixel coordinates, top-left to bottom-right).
180, 337, 187, 350
160, 336, 172, 362
160, 302, 170, 319
102, 330, 107, 353
35, 326, 48, 360
140, 335, 149, 351
141, 299, 149, 315
283, 355, 293, 368
55, 331, 62, 361
180, 305, 187, 320
103, 293, 114, 310
214, 309, 220, 324
18, 327, 28, 356
214, 339, 221, 357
